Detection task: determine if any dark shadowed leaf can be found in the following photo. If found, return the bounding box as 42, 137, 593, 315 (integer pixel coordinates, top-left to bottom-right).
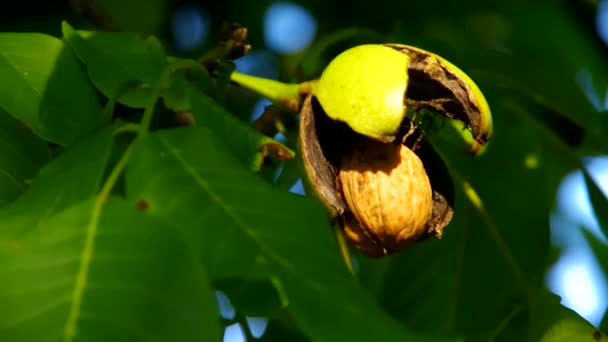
125, 127, 455, 342
582, 169, 608, 238
161, 58, 212, 113
584, 230, 608, 334
0, 108, 50, 206
585, 230, 608, 293
0, 32, 103, 145
215, 278, 283, 317
189, 92, 294, 172
62, 21, 167, 108
94, 0, 169, 33
0, 126, 114, 237
260, 316, 311, 342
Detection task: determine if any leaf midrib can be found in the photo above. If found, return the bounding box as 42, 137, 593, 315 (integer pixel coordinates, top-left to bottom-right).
157, 135, 378, 325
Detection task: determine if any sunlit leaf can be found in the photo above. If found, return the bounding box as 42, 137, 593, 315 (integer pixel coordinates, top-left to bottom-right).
0, 32, 103, 145
0, 197, 221, 342
125, 127, 455, 342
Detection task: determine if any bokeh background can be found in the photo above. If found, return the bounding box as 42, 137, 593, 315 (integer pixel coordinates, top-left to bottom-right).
2, 0, 607, 340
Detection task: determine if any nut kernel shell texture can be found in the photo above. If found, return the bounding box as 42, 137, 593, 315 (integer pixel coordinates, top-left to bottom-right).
338, 141, 433, 254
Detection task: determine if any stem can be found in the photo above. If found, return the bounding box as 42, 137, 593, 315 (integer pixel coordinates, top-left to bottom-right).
229, 71, 317, 111
487, 303, 524, 341
334, 223, 355, 275
138, 79, 164, 134
113, 123, 140, 135
63, 71, 164, 342
100, 74, 164, 198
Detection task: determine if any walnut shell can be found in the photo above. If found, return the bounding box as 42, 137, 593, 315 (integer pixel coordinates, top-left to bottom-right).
338, 141, 433, 255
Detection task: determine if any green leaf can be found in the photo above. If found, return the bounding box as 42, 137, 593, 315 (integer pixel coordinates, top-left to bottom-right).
273, 157, 303, 190
190, 92, 294, 172
0, 126, 114, 237
539, 319, 603, 342
0, 32, 103, 145
509, 4, 608, 116
584, 230, 608, 334
582, 168, 608, 238
529, 290, 602, 342
160, 71, 294, 172
125, 127, 455, 342
0, 108, 50, 206
161, 58, 212, 113
215, 278, 283, 317
0, 197, 221, 342
584, 230, 608, 293
260, 316, 311, 342
61, 21, 167, 108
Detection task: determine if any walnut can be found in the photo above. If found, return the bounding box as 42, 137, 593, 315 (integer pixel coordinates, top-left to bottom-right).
338, 141, 433, 255
299, 94, 455, 258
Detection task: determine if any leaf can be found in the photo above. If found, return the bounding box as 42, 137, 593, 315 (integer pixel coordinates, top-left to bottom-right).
190, 92, 294, 172
583, 230, 608, 335
0, 108, 50, 206
584, 229, 608, 293
61, 21, 167, 108
0, 32, 103, 145
508, 4, 608, 116
582, 168, 608, 238
125, 127, 456, 342
357, 83, 581, 338
539, 319, 603, 342
0, 197, 221, 342
215, 278, 283, 317
161, 58, 212, 113
451, 5, 608, 154
259, 316, 311, 342
0, 126, 114, 237
529, 290, 602, 342
272, 129, 303, 190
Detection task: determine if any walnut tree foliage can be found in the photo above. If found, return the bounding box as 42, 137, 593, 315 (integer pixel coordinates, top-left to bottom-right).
0, 1, 608, 341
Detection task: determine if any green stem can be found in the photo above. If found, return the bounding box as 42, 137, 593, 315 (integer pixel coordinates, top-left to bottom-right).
487, 303, 524, 341
113, 123, 141, 135
99, 73, 164, 199
63, 71, 164, 342
138, 79, 164, 134
229, 71, 316, 111
334, 223, 355, 276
